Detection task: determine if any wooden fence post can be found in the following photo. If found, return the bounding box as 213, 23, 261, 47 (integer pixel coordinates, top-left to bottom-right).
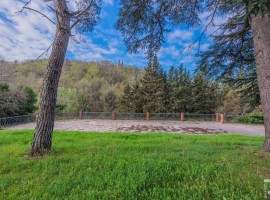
112, 112, 116, 120
221, 114, 225, 123
78, 111, 83, 119
216, 113, 219, 122
146, 112, 150, 121
180, 112, 185, 121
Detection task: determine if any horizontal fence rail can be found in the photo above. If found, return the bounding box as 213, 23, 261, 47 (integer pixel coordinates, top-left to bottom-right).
55, 112, 78, 121
185, 113, 217, 122
0, 115, 35, 127
225, 115, 239, 123
83, 112, 112, 120
115, 112, 146, 120
149, 113, 180, 121
0, 112, 264, 127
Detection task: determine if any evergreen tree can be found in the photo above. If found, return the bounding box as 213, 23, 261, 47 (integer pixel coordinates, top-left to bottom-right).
166, 66, 177, 112
120, 82, 143, 113
140, 55, 165, 113
131, 81, 143, 113
120, 84, 133, 112
174, 65, 192, 113
160, 68, 169, 112
191, 74, 216, 114
116, 0, 270, 151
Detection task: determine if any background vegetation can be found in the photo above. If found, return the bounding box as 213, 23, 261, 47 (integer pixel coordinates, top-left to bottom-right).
0, 83, 37, 118
0, 57, 261, 116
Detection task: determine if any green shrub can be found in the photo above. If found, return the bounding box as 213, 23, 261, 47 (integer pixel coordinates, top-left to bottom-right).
234, 112, 264, 125
0, 84, 37, 118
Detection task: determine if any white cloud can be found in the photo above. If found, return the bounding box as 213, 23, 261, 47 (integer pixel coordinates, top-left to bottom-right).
167, 30, 194, 44
0, 1, 55, 60
0, 1, 200, 69
68, 34, 120, 61
0, 1, 117, 62
159, 46, 180, 58
103, 0, 114, 6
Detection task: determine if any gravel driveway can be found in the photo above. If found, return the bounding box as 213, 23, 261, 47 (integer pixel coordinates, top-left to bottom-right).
7, 119, 264, 136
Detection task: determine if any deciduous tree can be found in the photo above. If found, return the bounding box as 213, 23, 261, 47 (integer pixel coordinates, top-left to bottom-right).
103, 90, 118, 112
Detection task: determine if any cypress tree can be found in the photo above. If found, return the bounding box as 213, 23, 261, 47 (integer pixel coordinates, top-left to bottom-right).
131, 81, 143, 113
140, 55, 165, 113
191, 74, 216, 114
174, 65, 192, 113
166, 66, 177, 112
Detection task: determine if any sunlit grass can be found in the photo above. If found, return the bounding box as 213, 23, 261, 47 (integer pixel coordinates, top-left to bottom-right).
0, 130, 269, 199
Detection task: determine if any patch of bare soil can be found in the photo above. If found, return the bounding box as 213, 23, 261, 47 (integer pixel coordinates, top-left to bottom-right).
117, 125, 226, 134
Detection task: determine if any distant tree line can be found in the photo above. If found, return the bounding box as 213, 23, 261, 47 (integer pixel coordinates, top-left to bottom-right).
0, 59, 259, 116
119, 56, 259, 115
119, 56, 220, 114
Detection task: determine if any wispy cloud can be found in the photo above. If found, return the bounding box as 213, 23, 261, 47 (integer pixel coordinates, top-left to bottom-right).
0, 1, 205, 70
0, 1, 117, 62
167, 29, 194, 45
159, 46, 180, 58
0, 1, 55, 60
103, 0, 114, 6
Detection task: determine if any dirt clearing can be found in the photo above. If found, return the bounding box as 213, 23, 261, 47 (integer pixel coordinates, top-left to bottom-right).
7, 119, 264, 136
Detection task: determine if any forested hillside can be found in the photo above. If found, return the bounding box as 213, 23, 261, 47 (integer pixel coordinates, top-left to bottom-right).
0, 58, 260, 115
1, 59, 143, 114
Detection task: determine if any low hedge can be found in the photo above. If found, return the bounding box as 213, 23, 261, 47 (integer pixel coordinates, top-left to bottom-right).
234, 112, 264, 125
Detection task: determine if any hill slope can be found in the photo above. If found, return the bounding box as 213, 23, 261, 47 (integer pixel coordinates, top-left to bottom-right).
0, 60, 144, 112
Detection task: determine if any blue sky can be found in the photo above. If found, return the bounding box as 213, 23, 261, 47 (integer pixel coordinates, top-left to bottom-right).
0, 0, 213, 72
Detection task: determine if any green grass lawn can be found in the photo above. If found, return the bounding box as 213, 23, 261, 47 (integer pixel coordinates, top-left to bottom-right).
1, 130, 270, 199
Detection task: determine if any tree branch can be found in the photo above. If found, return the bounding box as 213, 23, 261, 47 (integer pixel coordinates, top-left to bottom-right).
69, 1, 93, 18
36, 42, 53, 60
47, 5, 56, 12
184, 0, 221, 53
69, 0, 94, 31
70, 16, 84, 30
16, 0, 32, 13
18, 6, 56, 25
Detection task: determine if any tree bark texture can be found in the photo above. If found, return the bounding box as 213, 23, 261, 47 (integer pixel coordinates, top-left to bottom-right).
251, 11, 270, 151
29, 0, 70, 156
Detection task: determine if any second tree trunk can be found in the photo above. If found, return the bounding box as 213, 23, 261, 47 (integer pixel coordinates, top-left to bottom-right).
251, 11, 270, 151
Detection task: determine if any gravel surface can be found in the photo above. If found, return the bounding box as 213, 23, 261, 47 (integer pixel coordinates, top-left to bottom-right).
7, 119, 265, 136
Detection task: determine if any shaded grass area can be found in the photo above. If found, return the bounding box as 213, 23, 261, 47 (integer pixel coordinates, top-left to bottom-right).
0, 130, 270, 199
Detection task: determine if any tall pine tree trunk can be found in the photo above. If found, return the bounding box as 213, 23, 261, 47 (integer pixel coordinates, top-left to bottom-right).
29, 0, 70, 156
251, 11, 270, 151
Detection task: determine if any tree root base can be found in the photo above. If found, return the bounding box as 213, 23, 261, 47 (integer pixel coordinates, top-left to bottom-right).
28, 148, 51, 158
263, 138, 270, 152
